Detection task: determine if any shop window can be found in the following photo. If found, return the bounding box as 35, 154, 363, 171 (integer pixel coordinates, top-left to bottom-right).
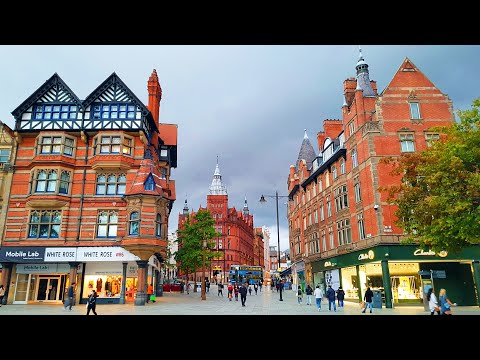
156, 214, 162, 237
96, 173, 126, 195
84, 275, 122, 298
129, 211, 140, 235
400, 133, 415, 152
33, 169, 71, 195
96, 210, 118, 238
28, 210, 61, 238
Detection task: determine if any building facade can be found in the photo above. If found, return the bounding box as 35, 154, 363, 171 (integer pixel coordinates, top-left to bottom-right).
0, 70, 177, 306
287, 51, 480, 307
262, 226, 271, 272
178, 161, 255, 283
253, 228, 265, 267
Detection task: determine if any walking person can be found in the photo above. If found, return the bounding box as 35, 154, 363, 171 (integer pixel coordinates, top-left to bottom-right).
254, 283, 258, 295
63, 282, 76, 311
439, 288, 456, 315
297, 285, 303, 304
86, 289, 98, 315
362, 287, 374, 313
146, 284, 154, 303
305, 284, 313, 306
234, 284, 239, 301
259, 282, 262, 292
427, 288, 441, 315
186, 282, 191, 295
326, 285, 337, 312
336, 286, 345, 308
248, 285, 252, 296
314, 285, 323, 312
227, 283, 234, 301
218, 282, 224, 297
239, 283, 248, 306
206, 281, 210, 293
0, 284, 5, 306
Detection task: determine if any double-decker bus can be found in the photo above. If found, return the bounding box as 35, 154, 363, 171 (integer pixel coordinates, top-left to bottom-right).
229, 265, 263, 285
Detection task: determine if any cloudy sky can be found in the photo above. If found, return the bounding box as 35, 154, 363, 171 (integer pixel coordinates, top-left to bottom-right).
0, 45, 479, 252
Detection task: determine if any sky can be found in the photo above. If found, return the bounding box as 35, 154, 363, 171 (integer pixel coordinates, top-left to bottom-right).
0, 45, 479, 253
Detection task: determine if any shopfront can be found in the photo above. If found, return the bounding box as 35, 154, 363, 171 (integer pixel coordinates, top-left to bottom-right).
311, 245, 480, 307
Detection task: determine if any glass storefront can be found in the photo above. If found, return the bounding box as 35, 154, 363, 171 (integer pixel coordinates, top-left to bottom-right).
83, 275, 122, 298
340, 266, 358, 300
389, 262, 421, 304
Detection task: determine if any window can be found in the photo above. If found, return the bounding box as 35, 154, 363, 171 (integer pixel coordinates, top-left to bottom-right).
334, 185, 349, 211
425, 133, 440, 147
160, 167, 167, 179
93, 135, 133, 155
318, 178, 323, 192
357, 213, 366, 240
92, 103, 136, 120
156, 214, 162, 237
308, 212, 312, 226
307, 189, 310, 202
352, 149, 358, 168
328, 226, 334, 249
409, 102, 421, 120
34, 104, 77, 120
302, 193, 305, 205
33, 169, 71, 195
96, 174, 126, 195
320, 204, 325, 221
340, 159, 346, 174
349, 121, 355, 137
0, 149, 11, 163
314, 233, 320, 253
28, 210, 61, 238
144, 174, 155, 191
327, 198, 332, 218
38, 135, 75, 156
337, 219, 352, 245
321, 230, 326, 252
400, 133, 415, 152
332, 165, 337, 179
354, 177, 362, 203
96, 210, 118, 238
129, 212, 140, 235
312, 183, 316, 197
314, 209, 318, 224
303, 217, 307, 230
325, 171, 330, 187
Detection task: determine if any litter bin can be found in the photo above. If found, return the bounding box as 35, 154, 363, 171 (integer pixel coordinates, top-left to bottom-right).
372, 290, 382, 308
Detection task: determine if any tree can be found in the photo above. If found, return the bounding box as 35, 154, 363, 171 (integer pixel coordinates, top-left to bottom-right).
380, 98, 480, 253
175, 209, 222, 292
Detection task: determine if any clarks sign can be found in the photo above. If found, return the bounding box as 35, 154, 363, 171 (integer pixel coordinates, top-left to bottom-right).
358, 250, 375, 261
414, 249, 448, 257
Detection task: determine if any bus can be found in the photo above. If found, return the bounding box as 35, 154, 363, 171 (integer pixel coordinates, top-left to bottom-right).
229, 265, 263, 285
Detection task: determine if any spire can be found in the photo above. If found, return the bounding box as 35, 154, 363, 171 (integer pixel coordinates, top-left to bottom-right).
209, 160, 227, 195
296, 129, 316, 170
355, 46, 375, 96
183, 195, 189, 216
243, 195, 249, 216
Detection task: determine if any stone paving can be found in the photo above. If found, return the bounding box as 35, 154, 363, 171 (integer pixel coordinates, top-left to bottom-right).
1, 284, 479, 315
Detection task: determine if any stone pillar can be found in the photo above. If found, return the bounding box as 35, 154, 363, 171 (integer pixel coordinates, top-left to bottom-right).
68, 262, 80, 306
355, 265, 362, 302
119, 262, 128, 304
472, 261, 480, 307
135, 260, 148, 306
1, 263, 12, 305
381, 260, 393, 309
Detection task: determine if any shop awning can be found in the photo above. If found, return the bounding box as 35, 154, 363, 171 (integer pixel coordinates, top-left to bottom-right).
280, 267, 292, 277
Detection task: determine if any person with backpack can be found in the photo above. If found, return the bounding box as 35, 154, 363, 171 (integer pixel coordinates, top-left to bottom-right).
305, 284, 313, 305
326, 285, 337, 312
362, 287, 374, 313
297, 285, 303, 304
336, 286, 345, 308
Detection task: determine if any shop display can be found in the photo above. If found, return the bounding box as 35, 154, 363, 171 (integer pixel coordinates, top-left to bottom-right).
83, 275, 122, 298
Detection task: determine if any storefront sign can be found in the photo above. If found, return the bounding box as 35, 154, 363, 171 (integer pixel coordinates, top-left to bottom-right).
324, 261, 337, 267
127, 264, 138, 277
44, 247, 77, 262
414, 249, 448, 257
76, 247, 140, 262
16, 263, 70, 274
84, 262, 124, 275
358, 250, 375, 261
0, 247, 45, 262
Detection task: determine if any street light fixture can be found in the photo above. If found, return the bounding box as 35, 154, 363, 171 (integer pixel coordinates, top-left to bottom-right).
259, 190, 289, 301
202, 239, 207, 301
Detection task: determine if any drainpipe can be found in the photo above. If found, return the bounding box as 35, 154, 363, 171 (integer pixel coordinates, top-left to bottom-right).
76, 131, 89, 242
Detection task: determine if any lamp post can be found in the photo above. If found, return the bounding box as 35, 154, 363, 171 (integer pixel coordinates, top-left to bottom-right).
260, 190, 289, 301
202, 239, 207, 301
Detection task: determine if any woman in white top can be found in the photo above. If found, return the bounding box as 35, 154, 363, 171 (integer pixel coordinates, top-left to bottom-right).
427, 288, 440, 315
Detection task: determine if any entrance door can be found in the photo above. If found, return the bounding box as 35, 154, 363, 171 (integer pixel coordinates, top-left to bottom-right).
36, 276, 61, 302
13, 273, 30, 304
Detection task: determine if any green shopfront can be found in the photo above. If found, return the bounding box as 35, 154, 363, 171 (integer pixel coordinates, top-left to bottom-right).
311, 245, 480, 308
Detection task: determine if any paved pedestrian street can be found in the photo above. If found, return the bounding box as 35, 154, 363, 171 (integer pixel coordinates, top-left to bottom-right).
1, 285, 479, 315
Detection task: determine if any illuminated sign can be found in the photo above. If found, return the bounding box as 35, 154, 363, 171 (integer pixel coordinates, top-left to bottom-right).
324, 261, 337, 267
414, 249, 448, 257
358, 250, 375, 261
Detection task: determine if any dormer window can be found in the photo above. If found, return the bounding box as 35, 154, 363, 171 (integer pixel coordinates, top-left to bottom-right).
92, 103, 136, 120
34, 104, 77, 120
144, 174, 155, 191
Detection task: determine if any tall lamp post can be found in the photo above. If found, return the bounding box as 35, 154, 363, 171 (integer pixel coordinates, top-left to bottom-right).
260, 191, 289, 301
201, 239, 207, 301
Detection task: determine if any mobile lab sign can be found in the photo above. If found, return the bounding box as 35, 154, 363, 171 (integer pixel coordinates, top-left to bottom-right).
0, 247, 45, 262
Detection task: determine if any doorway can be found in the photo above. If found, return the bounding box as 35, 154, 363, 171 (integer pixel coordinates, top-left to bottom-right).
36, 276, 61, 302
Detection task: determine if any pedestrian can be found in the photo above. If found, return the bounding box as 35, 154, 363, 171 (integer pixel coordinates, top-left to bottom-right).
147, 283, 154, 303
314, 285, 323, 312
234, 284, 239, 301
362, 287, 374, 313
248, 285, 252, 296
206, 281, 210, 293
297, 285, 303, 304
0, 284, 5, 306
326, 285, 337, 312
439, 288, 456, 315
86, 289, 98, 315
186, 282, 191, 295
271, 281, 275, 292
227, 283, 234, 301
239, 283, 248, 306
259, 282, 262, 292
63, 282, 75, 311
276, 281, 280, 293
305, 284, 313, 306
180, 281, 184, 293
218, 282, 224, 297
336, 286, 345, 308
427, 288, 440, 315
254, 283, 258, 295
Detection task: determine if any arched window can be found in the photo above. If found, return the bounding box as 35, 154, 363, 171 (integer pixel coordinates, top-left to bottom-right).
340, 158, 346, 174
156, 214, 162, 237
129, 212, 140, 235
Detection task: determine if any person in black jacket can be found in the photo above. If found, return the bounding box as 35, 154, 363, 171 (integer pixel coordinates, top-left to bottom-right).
326, 285, 337, 312
63, 282, 76, 311
86, 289, 98, 315
363, 287, 374, 313
305, 285, 313, 305
239, 283, 248, 306
336, 286, 345, 308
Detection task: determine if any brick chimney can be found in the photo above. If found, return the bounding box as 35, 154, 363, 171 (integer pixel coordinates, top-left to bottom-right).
317, 131, 326, 152
147, 69, 162, 126
343, 78, 357, 107
323, 119, 343, 139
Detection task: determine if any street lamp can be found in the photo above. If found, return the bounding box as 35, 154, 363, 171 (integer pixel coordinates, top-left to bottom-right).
259, 190, 289, 301
202, 239, 207, 301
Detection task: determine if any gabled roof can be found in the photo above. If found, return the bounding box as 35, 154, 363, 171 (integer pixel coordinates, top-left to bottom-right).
11, 73, 83, 120
158, 123, 177, 146
125, 157, 163, 197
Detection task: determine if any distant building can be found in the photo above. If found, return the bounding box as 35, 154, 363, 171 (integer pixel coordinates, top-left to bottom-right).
165, 232, 178, 281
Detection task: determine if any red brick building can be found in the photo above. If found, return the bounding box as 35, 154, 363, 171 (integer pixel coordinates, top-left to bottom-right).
178, 161, 256, 283
288, 50, 480, 307
0, 70, 177, 306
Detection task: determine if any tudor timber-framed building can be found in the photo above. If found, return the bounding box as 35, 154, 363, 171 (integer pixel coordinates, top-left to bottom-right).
288, 50, 480, 307
0, 70, 177, 306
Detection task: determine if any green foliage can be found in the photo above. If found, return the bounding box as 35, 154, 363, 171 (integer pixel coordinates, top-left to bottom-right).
174, 209, 222, 276
380, 98, 480, 253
